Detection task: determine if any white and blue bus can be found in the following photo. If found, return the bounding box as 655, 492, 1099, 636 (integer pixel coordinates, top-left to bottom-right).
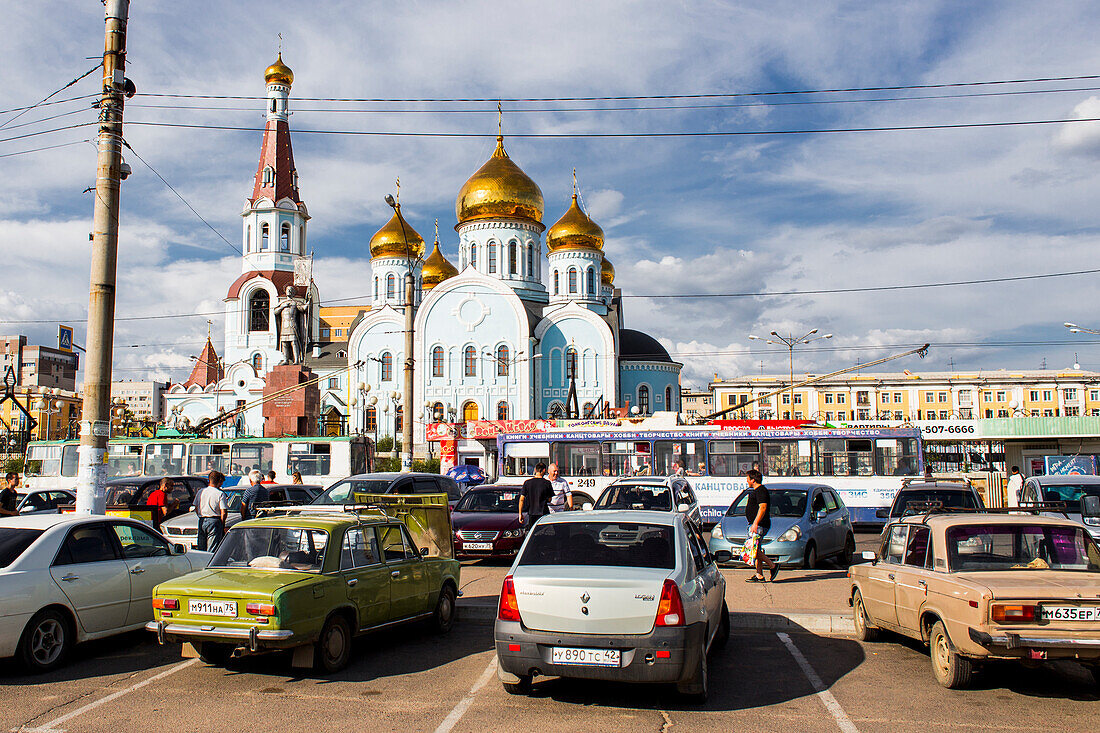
496, 425, 923, 524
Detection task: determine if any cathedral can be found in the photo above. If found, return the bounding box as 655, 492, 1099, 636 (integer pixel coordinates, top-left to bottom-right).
165, 55, 682, 463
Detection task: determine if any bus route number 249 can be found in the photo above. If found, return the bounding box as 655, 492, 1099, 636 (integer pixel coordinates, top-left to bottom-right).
573, 478, 596, 488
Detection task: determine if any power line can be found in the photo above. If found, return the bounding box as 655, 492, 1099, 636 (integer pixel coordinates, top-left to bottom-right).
131, 73, 1100, 104
0, 63, 101, 131
0, 139, 91, 159
0, 93, 99, 116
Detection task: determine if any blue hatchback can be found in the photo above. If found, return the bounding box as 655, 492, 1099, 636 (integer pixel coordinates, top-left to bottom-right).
707, 482, 856, 568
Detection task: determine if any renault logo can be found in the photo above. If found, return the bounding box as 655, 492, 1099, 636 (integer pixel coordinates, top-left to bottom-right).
580, 592, 590, 603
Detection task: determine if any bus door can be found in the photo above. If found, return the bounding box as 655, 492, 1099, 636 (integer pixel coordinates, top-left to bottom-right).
550, 441, 602, 477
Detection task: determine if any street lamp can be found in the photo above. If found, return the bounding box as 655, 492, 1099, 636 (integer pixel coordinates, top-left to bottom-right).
384, 193, 416, 472
35, 390, 64, 440
748, 328, 833, 419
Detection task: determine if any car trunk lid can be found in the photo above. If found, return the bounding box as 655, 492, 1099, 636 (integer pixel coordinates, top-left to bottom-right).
511, 566, 671, 634
962, 571, 1100, 600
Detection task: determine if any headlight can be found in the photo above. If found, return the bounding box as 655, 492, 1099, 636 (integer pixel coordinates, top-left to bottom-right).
711, 524, 723, 539
503, 529, 526, 539
778, 526, 801, 542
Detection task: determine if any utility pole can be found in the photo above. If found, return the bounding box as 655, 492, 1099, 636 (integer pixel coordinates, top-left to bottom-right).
76, 0, 130, 515
385, 192, 416, 472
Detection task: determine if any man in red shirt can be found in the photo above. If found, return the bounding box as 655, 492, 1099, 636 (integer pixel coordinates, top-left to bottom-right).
146, 477, 171, 529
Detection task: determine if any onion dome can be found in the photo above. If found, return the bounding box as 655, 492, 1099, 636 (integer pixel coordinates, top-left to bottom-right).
421, 241, 459, 291
601, 256, 615, 286
264, 53, 294, 87
547, 194, 604, 253
455, 136, 544, 227
369, 205, 425, 260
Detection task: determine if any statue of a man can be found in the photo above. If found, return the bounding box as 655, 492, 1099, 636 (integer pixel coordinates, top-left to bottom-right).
273, 285, 311, 364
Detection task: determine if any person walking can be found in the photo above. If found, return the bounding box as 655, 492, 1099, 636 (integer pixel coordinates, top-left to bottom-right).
518, 462, 553, 526
195, 470, 228, 552
0, 472, 19, 517
240, 469, 269, 520
745, 469, 779, 583
1006, 466, 1024, 508
546, 463, 573, 512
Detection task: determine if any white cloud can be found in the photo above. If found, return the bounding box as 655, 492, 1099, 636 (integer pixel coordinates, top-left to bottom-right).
1055, 96, 1100, 156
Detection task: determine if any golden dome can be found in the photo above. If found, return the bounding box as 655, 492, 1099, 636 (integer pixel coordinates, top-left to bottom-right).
547, 194, 604, 253
421, 241, 459, 290
264, 53, 294, 87
601, 256, 615, 286
455, 136, 544, 227
369, 205, 425, 260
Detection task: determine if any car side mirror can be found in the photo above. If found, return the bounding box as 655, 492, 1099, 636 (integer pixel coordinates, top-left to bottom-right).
420, 546, 429, 556
677, 503, 690, 513
875, 508, 890, 519
1082, 495, 1100, 518
173, 543, 186, 554
713, 549, 733, 563
582, 502, 593, 511
861, 550, 877, 565
814, 508, 828, 521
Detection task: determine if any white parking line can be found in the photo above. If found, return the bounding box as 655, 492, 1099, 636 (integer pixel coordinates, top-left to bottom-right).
433, 656, 498, 733
14, 658, 199, 733
777, 632, 859, 733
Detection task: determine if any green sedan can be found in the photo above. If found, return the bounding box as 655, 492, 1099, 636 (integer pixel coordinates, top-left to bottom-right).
146, 511, 460, 672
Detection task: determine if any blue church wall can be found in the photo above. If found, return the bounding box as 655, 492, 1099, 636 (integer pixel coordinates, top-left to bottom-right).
620, 361, 680, 415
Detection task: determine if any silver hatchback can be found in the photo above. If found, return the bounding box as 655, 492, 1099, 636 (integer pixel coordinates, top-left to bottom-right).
589, 476, 703, 528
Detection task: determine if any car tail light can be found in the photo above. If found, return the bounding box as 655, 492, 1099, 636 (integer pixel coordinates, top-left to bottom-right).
152, 598, 178, 611
991, 603, 1036, 623
655, 579, 684, 627
498, 575, 521, 622
246, 602, 276, 616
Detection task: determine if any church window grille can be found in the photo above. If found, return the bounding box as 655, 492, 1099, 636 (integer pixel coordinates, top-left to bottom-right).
464, 346, 477, 377
666, 386, 674, 411
386, 274, 395, 300
470, 244, 477, 268
527, 245, 534, 276
381, 352, 393, 381
497, 345, 509, 376
509, 243, 517, 275
553, 271, 559, 295
365, 407, 377, 431
463, 401, 479, 422
497, 401, 509, 420
251, 353, 263, 372
249, 290, 270, 332
638, 386, 650, 414
260, 223, 269, 250
566, 348, 578, 381
489, 244, 497, 273
568, 268, 577, 294
280, 223, 291, 252
432, 347, 444, 377
586, 267, 595, 295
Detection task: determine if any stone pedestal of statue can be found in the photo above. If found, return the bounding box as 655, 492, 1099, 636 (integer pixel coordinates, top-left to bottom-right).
263, 364, 319, 437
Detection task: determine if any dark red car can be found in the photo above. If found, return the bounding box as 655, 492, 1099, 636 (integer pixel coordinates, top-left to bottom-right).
452, 486, 528, 559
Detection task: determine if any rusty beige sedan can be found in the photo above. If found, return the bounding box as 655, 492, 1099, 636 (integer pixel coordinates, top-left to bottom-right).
849, 511, 1100, 688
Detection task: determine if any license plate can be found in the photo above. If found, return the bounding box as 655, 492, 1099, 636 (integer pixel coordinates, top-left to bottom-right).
551, 647, 621, 667
188, 599, 237, 617
464, 542, 494, 551
1039, 605, 1099, 622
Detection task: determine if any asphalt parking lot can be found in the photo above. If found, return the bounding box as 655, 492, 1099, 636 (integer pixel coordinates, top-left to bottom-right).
5, 530, 1100, 733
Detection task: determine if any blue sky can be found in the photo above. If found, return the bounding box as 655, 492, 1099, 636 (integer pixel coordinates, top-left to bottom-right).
3, 0, 1100, 388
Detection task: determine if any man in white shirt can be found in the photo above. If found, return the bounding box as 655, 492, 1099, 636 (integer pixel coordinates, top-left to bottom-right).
1006, 466, 1024, 508
195, 470, 229, 552
546, 463, 573, 512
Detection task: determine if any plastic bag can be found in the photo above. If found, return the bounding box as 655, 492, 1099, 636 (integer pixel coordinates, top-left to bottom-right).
740, 533, 760, 565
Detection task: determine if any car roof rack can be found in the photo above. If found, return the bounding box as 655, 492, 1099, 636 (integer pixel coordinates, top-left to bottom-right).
900, 477, 972, 488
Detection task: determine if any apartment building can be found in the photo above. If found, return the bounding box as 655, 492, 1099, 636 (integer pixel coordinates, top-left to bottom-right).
680, 388, 714, 420
111, 380, 169, 422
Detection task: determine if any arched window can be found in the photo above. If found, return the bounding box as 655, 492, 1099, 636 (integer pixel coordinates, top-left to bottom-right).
365, 407, 377, 431
496, 345, 509, 376
488, 244, 497, 273
568, 268, 578, 294
470, 244, 477, 268
497, 401, 509, 420
395, 407, 403, 432
249, 290, 269, 331
509, 243, 517, 274
463, 401, 479, 422
270, 98, 277, 114
464, 346, 477, 377
262, 166, 274, 185
251, 353, 263, 373
299, 225, 305, 254
566, 348, 578, 380
583, 401, 594, 418
260, 223, 269, 250
280, 223, 290, 252
553, 271, 560, 295
432, 402, 444, 422
386, 274, 395, 300
373, 277, 379, 299
245, 225, 251, 252
380, 352, 393, 381
638, 385, 650, 414
666, 386, 674, 412
586, 267, 595, 295
548, 401, 565, 419
432, 346, 444, 377
527, 245, 534, 276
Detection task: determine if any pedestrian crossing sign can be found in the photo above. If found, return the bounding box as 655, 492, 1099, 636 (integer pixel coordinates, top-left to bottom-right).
58, 325, 73, 353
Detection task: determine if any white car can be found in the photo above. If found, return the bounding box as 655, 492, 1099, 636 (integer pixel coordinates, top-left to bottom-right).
589, 477, 703, 529
494, 510, 727, 701
0, 514, 211, 672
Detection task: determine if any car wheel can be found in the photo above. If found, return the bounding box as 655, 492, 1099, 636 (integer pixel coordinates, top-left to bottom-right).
502, 675, 532, 695
432, 585, 457, 634
314, 614, 352, 673
196, 641, 232, 666
713, 601, 730, 650
930, 620, 972, 689
803, 542, 818, 569
677, 635, 709, 703
852, 590, 879, 642
18, 609, 72, 673
840, 534, 856, 566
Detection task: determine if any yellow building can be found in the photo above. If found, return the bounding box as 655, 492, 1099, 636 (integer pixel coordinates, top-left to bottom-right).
0, 387, 81, 442
710, 369, 1100, 421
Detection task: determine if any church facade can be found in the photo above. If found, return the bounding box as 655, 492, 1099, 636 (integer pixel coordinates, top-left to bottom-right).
166, 55, 682, 461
